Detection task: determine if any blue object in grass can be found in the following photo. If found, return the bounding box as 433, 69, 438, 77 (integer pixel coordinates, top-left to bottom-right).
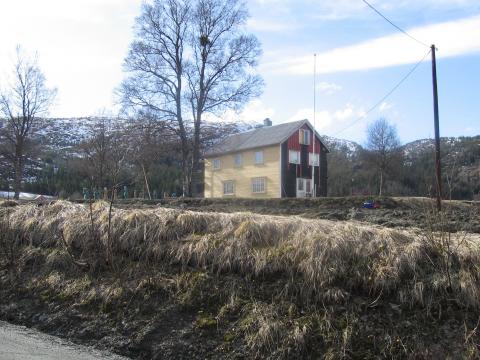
363, 200, 380, 209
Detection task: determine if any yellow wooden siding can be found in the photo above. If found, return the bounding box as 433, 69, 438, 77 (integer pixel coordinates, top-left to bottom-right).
204, 145, 281, 198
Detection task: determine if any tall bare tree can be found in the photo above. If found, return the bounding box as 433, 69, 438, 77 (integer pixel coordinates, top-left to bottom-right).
120, 0, 191, 196
78, 117, 133, 198
365, 118, 402, 196
0, 47, 56, 199
125, 114, 178, 199
187, 0, 263, 196
78, 118, 114, 190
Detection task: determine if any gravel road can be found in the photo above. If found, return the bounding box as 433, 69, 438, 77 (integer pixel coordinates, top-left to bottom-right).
0, 321, 127, 360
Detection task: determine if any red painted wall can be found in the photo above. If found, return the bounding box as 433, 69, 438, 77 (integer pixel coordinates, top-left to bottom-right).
286, 124, 322, 153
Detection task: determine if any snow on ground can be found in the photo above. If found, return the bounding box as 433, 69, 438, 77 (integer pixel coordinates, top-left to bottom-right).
0, 191, 56, 200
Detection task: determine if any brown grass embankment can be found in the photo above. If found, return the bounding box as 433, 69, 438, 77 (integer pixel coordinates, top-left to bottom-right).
2, 200, 479, 310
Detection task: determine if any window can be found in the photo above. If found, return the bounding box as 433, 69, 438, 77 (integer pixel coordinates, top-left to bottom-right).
234, 153, 242, 167
212, 158, 221, 170
223, 180, 235, 195
299, 129, 311, 145
309, 153, 319, 166
289, 150, 300, 164
254, 150, 264, 164
251, 177, 266, 193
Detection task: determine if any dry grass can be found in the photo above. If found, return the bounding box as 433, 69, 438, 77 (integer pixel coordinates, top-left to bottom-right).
1, 200, 480, 311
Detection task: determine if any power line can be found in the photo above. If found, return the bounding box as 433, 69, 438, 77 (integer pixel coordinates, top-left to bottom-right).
332, 48, 431, 137
362, 0, 429, 48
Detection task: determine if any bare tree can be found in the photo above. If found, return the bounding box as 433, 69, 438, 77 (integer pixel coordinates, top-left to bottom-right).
125, 115, 178, 199
78, 118, 113, 191
445, 152, 459, 201
365, 118, 401, 196
200, 119, 245, 148
0, 47, 56, 199
187, 0, 263, 196
120, 0, 191, 196
78, 117, 132, 193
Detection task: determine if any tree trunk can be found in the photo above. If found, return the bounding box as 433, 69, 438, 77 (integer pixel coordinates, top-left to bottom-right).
141, 163, 152, 200
191, 51, 206, 199
13, 140, 24, 200
191, 111, 202, 198
180, 137, 190, 197
176, 62, 191, 197
379, 169, 383, 196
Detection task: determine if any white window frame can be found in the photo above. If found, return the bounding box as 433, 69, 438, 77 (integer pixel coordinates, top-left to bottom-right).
234, 153, 242, 167
309, 152, 319, 166
299, 129, 311, 145
212, 158, 221, 170
289, 150, 300, 164
254, 150, 264, 165
223, 180, 235, 195
251, 177, 266, 194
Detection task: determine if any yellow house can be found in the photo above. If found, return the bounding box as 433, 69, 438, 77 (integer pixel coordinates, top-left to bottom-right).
204, 119, 329, 198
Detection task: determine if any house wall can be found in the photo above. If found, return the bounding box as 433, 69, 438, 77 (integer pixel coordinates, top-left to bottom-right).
319, 151, 328, 196
281, 125, 328, 197
204, 145, 281, 198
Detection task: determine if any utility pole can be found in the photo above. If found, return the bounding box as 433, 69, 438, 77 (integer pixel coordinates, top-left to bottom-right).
431, 44, 442, 211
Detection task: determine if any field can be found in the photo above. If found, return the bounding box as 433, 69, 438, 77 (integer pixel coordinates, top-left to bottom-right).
0, 197, 479, 359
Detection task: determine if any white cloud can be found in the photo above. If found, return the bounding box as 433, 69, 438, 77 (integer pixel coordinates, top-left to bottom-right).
0, 0, 142, 117
314, 0, 480, 20
263, 15, 480, 75
334, 106, 355, 121
316, 81, 342, 95
379, 101, 393, 112
204, 99, 275, 124
287, 103, 366, 136
288, 108, 334, 129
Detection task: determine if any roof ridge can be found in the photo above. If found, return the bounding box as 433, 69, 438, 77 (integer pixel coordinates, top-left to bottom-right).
205, 119, 320, 157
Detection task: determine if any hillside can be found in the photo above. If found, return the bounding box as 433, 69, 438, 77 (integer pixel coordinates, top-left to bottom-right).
325, 134, 480, 199
1, 117, 478, 199
321, 135, 362, 156
5, 116, 477, 162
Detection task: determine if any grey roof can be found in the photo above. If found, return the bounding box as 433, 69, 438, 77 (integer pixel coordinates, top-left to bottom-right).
205, 119, 328, 156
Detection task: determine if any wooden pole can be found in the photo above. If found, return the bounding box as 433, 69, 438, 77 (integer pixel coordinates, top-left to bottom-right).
141, 163, 152, 200
431, 44, 442, 211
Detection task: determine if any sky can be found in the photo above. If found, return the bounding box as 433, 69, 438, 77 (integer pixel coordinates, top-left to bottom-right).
0, 0, 479, 144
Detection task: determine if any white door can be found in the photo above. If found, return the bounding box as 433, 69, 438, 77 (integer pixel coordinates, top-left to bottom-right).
305, 179, 312, 196
296, 178, 305, 198
296, 178, 312, 198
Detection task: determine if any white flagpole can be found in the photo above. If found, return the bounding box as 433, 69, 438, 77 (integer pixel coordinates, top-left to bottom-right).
312, 54, 316, 197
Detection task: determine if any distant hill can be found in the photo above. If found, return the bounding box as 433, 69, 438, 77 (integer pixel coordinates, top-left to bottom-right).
324, 133, 479, 198
1, 117, 478, 199
321, 135, 362, 156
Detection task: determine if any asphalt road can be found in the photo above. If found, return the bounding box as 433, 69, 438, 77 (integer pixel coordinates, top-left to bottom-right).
0, 321, 127, 360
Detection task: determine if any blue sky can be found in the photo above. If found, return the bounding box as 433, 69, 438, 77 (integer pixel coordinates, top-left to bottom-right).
1, 0, 479, 144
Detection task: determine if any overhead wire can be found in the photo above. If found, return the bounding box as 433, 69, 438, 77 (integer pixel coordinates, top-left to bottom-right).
361, 0, 430, 48
332, 48, 432, 137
